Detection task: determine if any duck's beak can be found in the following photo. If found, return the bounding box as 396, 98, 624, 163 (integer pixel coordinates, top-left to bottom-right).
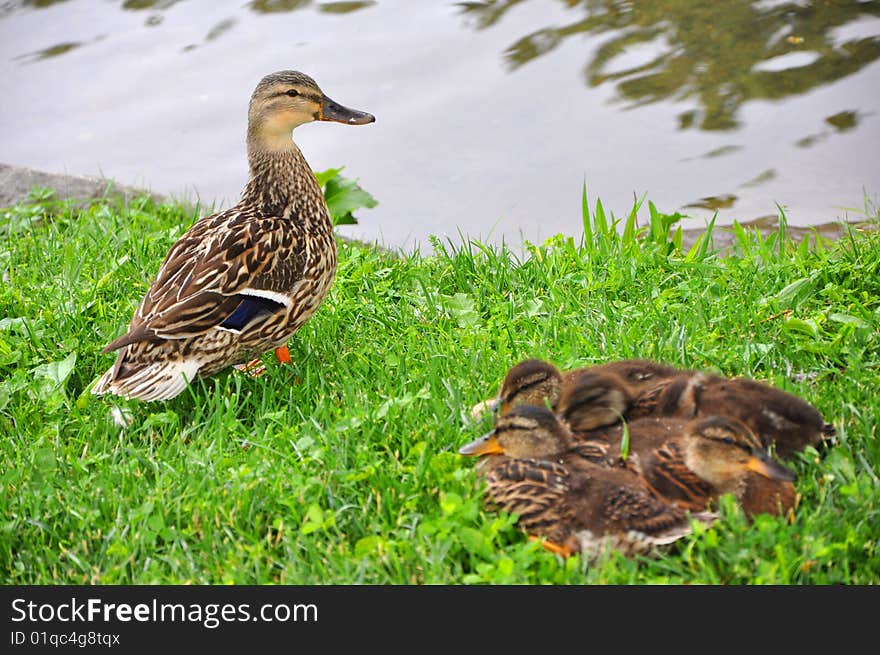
746, 450, 796, 482
320, 94, 375, 125
458, 432, 505, 456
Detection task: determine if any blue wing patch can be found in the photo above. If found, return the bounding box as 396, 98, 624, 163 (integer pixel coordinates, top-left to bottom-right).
220, 295, 285, 331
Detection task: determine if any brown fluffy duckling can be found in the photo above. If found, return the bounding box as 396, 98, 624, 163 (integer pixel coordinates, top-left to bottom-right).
638, 373, 836, 459
481, 358, 569, 416
473, 358, 689, 420
486, 358, 835, 459
566, 413, 797, 518
458, 405, 716, 560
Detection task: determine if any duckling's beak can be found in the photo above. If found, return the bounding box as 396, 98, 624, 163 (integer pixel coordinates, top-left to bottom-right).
458, 432, 505, 456
746, 450, 796, 482
469, 396, 499, 420
320, 95, 375, 125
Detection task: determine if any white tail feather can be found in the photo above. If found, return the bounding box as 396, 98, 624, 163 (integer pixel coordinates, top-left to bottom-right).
92, 359, 201, 402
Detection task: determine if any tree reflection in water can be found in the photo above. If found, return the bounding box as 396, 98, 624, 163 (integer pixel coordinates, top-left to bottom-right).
457, 0, 880, 131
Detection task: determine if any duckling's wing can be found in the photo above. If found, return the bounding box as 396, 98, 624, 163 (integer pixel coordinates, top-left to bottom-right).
483, 459, 573, 538
626, 378, 675, 418
570, 438, 613, 464
599, 482, 702, 544
640, 441, 715, 511
104, 212, 301, 351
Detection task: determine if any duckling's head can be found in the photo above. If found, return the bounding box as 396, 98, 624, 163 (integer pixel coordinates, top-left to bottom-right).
459, 404, 573, 459
494, 359, 563, 415
556, 371, 632, 432
684, 415, 796, 493
247, 70, 374, 151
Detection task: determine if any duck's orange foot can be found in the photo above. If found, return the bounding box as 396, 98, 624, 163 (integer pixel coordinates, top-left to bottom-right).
234, 358, 267, 377
529, 535, 575, 558
274, 346, 292, 364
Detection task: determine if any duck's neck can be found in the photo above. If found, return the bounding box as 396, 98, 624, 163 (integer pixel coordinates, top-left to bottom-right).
241, 137, 329, 225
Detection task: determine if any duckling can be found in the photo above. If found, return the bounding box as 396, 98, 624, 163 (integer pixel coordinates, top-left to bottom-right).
641, 373, 836, 459
553, 369, 633, 431
483, 358, 835, 458
738, 474, 799, 521
471, 358, 686, 419
92, 71, 374, 401
584, 358, 689, 389
562, 412, 797, 518
458, 405, 716, 560
483, 358, 567, 416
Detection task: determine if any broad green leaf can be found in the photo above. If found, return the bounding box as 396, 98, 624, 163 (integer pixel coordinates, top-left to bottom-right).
34, 447, 56, 472
301, 504, 328, 535
496, 557, 515, 578
731, 220, 750, 248
322, 171, 378, 226
784, 317, 819, 338
459, 527, 489, 553
31, 352, 77, 390
0, 317, 28, 332
354, 535, 381, 558
828, 313, 868, 329
440, 493, 462, 516
444, 292, 479, 328
672, 225, 683, 251
771, 275, 816, 308
314, 167, 343, 186
524, 298, 544, 318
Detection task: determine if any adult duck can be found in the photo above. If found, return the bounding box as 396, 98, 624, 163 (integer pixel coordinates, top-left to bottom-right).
93, 70, 374, 401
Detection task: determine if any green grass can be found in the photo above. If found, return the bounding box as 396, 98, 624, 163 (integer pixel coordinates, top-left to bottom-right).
1, 185, 878, 584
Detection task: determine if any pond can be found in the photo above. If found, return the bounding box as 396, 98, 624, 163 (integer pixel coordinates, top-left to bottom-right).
2, 0, 879, 252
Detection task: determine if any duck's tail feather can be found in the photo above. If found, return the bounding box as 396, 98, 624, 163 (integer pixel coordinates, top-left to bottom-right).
92, 358, 201, 402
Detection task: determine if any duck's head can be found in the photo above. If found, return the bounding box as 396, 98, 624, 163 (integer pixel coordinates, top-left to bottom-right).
459, 404, 573, 459
247, 70, 374, 150
492, 359, 563, 416
556, 370, 632, 432
684, 415, 796, 492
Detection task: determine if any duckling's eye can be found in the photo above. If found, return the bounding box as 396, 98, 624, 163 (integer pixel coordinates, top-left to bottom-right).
286, 89, 299, 97
721, 436, 735, 445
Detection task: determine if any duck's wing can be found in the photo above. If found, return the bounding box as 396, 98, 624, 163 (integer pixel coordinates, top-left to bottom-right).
103, 212, 302, 352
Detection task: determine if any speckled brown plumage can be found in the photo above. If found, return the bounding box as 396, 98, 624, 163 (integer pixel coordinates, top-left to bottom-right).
568, 414, 797, 518
461, 405, 716, 559
93, 70, 373, 401
644, 374, 836, 459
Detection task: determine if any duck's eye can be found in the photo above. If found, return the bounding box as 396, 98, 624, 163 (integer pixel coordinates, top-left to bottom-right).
286, 89, 299, 97
721, 436, 735, 445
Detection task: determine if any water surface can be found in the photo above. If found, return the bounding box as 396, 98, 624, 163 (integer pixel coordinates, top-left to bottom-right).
1, 0, 878, 251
